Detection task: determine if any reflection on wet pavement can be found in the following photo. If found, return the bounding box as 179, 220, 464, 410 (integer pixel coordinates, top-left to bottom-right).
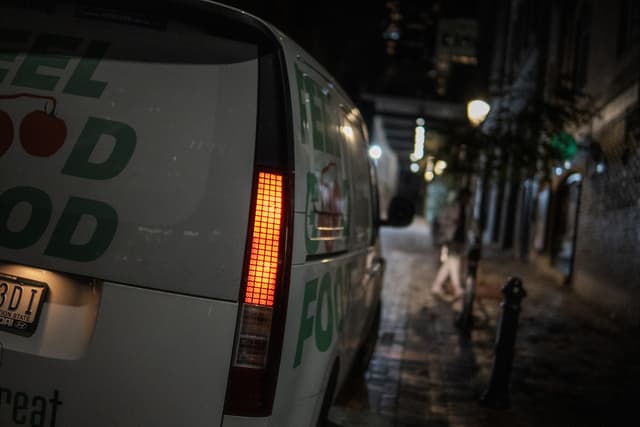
329, 218, 640, 427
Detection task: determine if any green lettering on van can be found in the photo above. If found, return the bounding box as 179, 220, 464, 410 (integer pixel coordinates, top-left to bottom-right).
44, 197, 118, 262
315, 272, 334, 352
0, 28, 31, 83
62, 117, 136, 180
294, 64, 310, 145
0, 186, 52, 249
334, 265, 344, 332
0, 52, 16, 83
294, 278, 318, 368
63, 41, 109, 98
12, 34, 81, 91
294, 65, 343, 158
305, 173, 320, 255
308, 79, 326, 152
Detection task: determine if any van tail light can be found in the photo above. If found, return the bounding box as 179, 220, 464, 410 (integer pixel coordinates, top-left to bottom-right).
225, 170, 291, 416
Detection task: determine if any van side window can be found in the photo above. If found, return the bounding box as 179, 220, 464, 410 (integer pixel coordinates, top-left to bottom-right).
343, 116, 373, 249
299, 69, 350, 257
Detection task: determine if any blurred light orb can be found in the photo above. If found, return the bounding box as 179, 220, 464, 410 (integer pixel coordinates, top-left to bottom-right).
416, 117, 426, 126
467, 99, 491, 126
368, 144, 382, 160
410, 162, 420, 173
341, 125, 354, 139
425, 171, 434, 182
434, 160, 447, 175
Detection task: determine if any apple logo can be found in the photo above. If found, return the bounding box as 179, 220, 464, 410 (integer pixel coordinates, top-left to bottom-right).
0, 109, 13, 157
19, 110, 67, 157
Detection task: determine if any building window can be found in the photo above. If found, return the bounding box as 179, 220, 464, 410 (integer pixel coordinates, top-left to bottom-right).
573, 2, 591, 92
618, 0, 640, 56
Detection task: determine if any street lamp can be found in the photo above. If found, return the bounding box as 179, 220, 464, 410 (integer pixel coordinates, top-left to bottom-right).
434, 160, 447, 175
467, 99, 491, 126
368, 144, 382, 160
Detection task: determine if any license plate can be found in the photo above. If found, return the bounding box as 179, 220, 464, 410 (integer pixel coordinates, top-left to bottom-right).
0, 273, 48, 337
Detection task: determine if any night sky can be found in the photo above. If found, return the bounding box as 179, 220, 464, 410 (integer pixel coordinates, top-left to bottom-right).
219, 0, 493, 103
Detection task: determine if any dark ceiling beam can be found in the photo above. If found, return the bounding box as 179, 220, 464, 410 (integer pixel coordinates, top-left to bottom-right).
385, 129, 414, 139
378, 111, 467, 126
385, 141, 412, 153
362, 93, 467, 121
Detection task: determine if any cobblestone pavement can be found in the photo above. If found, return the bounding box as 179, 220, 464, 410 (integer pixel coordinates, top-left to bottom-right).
328, 218, 640, 427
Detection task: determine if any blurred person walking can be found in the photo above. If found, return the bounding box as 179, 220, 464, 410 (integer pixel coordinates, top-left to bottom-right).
431, 188, 473, 300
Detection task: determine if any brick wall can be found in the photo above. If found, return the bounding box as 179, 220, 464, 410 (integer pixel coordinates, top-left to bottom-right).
573, 108, 640, 326
569, 0, 640, 326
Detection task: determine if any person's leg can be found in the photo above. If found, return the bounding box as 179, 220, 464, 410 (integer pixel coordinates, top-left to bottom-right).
431, 257, 451, 294
449, 254, 463, 297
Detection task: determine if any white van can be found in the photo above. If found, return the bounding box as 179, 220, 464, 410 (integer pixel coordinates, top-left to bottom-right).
0, 1, 413, 426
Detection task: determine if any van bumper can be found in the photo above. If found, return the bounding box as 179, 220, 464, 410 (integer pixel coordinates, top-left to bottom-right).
222, 391, 320, 427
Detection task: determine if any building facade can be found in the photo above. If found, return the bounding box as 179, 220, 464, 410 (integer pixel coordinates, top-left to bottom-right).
482, 0, 640, 325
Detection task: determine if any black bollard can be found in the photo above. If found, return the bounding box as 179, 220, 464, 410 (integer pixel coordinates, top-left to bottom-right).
480, 277, 526, 409
455, 242, 481, 333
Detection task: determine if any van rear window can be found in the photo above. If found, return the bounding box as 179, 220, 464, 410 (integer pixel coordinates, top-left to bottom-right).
0, 3, 263, 299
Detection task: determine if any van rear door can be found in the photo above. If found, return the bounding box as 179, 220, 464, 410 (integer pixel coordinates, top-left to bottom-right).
0, 2, 282, 426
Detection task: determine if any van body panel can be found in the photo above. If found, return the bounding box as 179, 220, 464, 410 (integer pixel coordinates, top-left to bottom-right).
269, 247, 381, 425
270, 390, 320, 427
0, 282, 237, 427
222, 415, 271, 427
0, 262, 100, 359
0, 3, 387, 427
291, 213, 308, 265
286, 50, 351, 259
224, 392, 318, 427
0, 3, 259, 300
267, 32, 383, 426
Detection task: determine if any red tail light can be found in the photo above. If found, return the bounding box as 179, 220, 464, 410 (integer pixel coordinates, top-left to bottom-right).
244, 172, 283, 307
225, 170, 290, 416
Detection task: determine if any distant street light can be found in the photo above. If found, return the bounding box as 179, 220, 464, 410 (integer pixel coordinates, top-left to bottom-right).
467, 99, 491, 126
411, 121, 426, 161
434, 160, 447, 175
368, 144, 382, 160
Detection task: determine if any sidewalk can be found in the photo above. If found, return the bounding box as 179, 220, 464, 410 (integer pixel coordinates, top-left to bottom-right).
329, 218, 640, 427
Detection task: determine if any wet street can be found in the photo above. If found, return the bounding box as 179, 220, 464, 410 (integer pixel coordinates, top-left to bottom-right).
328, 218, 640, 427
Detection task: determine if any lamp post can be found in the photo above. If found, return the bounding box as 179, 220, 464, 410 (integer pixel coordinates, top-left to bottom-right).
466, 99, 491, 233
455, 99, 491, 333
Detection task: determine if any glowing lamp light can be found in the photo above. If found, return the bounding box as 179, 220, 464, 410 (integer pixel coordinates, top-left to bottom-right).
410, 162, 420, 173
424, 170, 434, 182
434, 160, 447, 175
467, 99, 491, 126
411, 123, 426, 161
368, 144, 382, 160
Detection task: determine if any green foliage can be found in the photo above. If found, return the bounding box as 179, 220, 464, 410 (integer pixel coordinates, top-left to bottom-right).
549, 131, 577, 160
423, 85, 592, 184
481, 88, 592, 178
